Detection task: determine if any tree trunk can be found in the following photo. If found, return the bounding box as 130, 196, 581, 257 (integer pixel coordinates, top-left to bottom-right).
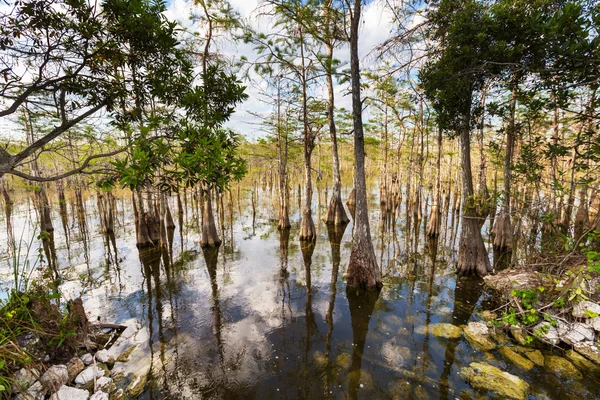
346, 0, 381, 289
324, 44, 349, 226
457, 101, 491, 276
492, 83, 516, 269
427, 127, 442, 238
201, 187, 221, 247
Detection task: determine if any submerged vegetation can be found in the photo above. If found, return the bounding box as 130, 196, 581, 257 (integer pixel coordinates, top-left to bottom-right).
0, 0, 600, 398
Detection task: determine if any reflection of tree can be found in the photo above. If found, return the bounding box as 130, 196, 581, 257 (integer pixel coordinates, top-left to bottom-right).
324, 223, 348, 397
203, 246, 225, 365
438, 276, 484, 399
346, 287, 380, 400
301, 240, 317, 357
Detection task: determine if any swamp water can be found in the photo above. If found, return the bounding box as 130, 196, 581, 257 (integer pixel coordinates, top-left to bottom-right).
1, 182, 599, 399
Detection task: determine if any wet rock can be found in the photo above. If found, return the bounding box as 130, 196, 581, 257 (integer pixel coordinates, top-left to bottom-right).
544, 355, 583, 380
94, 377, 114, 393
415, 323, 462, 339
49, 386, 89, 400
557, 322, 594, 345
484, 269, 541, 292
126, 373, 147, 398
96, 363, 110, 377
381, 339, 411, 368
516, 348, 544, 367
12, 368, 39, 393
116, 345, 137, 363
95, 350, 115, 365
566, 349, 600, 374
110, 388, 125, 400
39, 365, 69, 391
509, 327, 530, 346
81, 354, 93, 366
572, 301, 600, 318
90, 391, 109, 400
533, 322, 559, 345
75, 366, 105, 386
477, 310, 498, 322
312, 351, 327, 367
498, 347, 534, 371
335, 353, 352, 369
15, 381, 46, 400
574, 341, 600, 364
67, 357, 85, 382
463, 322, 496, 351
459, 362, 529, 399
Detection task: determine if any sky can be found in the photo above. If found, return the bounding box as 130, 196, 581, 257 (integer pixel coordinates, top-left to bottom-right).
163, 0, 402, 140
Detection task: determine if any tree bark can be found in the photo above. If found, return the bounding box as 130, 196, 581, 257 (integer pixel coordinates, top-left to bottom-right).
324, 44, 349, 226
346, 0, 381, 289
457, 96, 491, 276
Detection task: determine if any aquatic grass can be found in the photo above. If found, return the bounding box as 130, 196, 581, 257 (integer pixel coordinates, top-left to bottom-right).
9, 218, 41, 295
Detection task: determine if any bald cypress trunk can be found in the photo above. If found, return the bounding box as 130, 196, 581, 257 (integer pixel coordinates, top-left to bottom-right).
345, 0, 381, 289
457, 96, 491, 277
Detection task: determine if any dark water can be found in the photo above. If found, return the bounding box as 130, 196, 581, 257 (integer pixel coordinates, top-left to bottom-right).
1, 182, 599, 399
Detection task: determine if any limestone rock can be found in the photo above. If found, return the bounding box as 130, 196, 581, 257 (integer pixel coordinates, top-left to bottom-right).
544, 355, 583, 380
126, 373, 147, 398
459, 362, 529, 399
533, 322, 559, 345
572, 301, 600, 318
75, 366, 105, 386
94, 350, 115, 365
94, 376, 114, 393
523, 350, 544, 367
381, 339, 412, 368
430, 323, 463, 339
336, 353, 352, 369
67, 357, 85, 382
15, 381, 46, 400
566, 349, 600, 374
49, 386, 89, 400
110, 388, 125, 400
116, 345, 137, 363
81, 354, 93, 366
574, 341, 600, 364
39, 365, 69, 391
90, 391, 109, 400
589, 316, 600, 332
558, 322, 594, 345
509, 327, 530, 345
464, 322, 496, 351
498, 347, 534, 370
484, 269, 541, 292
477, 310, 498, 322
12, 368, 39, 393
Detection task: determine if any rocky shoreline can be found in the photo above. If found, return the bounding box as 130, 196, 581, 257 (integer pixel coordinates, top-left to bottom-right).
11, 322, 147, 400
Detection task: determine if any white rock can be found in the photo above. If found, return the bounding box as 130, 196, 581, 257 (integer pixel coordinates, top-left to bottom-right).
589, 316, 600, 332
74, 366, 105, 386
49, 386, 89, 400
12, 368, 39, 393
90, 392, 109, 400
80, 354, 93, 366
39, 365, 69, 391
533, 322, 560, 345
15, 381, 46, 400
572, 301, 600, 318
94, 350, 114, 364
558, 322, 595, 345
94, 377, 113, 393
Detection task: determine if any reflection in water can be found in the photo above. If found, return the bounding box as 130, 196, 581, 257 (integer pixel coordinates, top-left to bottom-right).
346, 287, 380, 400
2, 185, 600, 400
438, 276, 484, 399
